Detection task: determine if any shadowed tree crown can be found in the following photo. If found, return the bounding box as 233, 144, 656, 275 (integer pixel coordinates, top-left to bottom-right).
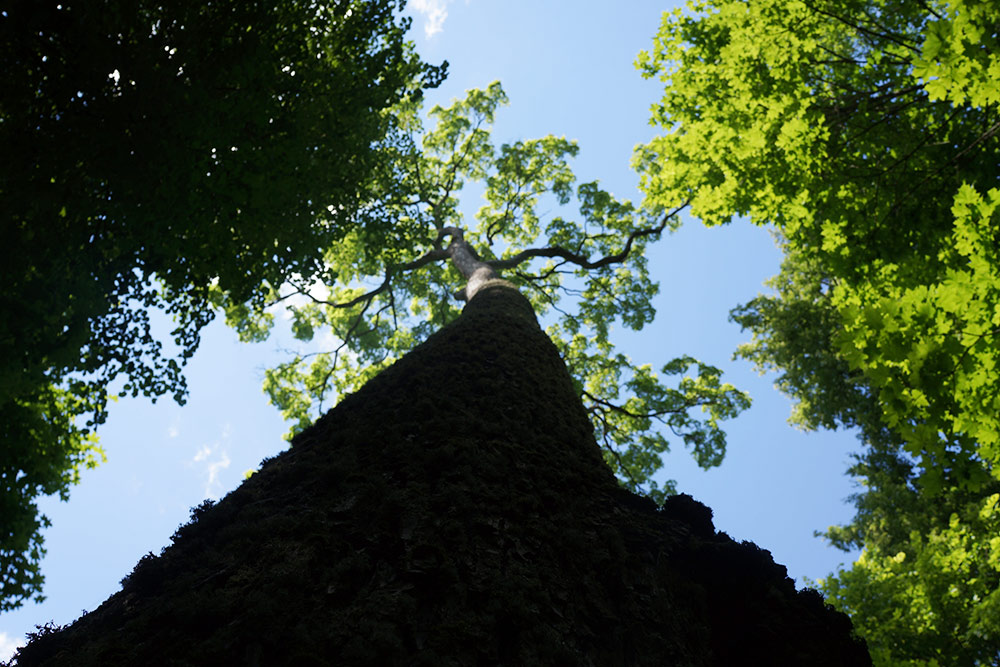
0, 0, 444, 611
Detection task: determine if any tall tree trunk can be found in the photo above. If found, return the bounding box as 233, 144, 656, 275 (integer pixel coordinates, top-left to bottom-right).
442, 226, 502, 301
12, 284, 871, 666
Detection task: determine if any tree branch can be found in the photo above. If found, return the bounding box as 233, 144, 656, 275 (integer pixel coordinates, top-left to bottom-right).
586, 403, 644, 492
800, 0, 920, 53
298, 247, 450, 310
488, 200, 690, 272
581, 389, 697, 421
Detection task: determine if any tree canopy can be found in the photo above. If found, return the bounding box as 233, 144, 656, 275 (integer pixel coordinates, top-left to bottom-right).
0, 0, 444, 612
636, 0, 999, 663
230, 81, 750, 511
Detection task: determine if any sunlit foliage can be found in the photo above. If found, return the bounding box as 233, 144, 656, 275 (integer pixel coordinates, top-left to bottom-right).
637, 0, 999, 662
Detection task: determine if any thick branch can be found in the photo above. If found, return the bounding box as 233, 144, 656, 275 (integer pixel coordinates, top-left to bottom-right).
291, 198, 687, 310
488, 200, 689, 273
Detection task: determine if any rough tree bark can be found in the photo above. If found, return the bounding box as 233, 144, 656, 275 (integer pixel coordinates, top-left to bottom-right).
10, 284, 871, 666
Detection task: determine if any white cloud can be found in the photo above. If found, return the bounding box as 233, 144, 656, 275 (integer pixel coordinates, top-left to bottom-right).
204, 452, 231, 500
191, 425, 232, 499
0, 632, 23, 662
411, 0, 451, 38
167, 423, 179, 439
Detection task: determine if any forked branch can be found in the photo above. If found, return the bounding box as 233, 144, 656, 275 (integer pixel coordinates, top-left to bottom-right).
488, 200, 690, 272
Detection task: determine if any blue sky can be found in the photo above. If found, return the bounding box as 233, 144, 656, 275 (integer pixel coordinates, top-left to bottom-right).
1, 1, 864, 657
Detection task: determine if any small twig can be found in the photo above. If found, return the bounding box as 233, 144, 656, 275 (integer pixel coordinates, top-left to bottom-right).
515, 274, 572, 319
587, 404, 644, 492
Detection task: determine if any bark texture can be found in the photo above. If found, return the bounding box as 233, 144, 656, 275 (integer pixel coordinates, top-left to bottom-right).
11, 284, 871, 666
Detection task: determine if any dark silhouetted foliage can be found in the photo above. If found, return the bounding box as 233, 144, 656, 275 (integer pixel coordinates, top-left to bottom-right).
0, 0, 444, 610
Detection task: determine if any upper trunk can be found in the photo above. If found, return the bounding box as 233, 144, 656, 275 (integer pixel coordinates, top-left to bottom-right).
443, 225, 500, 301
12, 284, 871, 666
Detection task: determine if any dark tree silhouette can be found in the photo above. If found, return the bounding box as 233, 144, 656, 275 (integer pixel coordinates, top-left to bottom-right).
10, 285, 871, 666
